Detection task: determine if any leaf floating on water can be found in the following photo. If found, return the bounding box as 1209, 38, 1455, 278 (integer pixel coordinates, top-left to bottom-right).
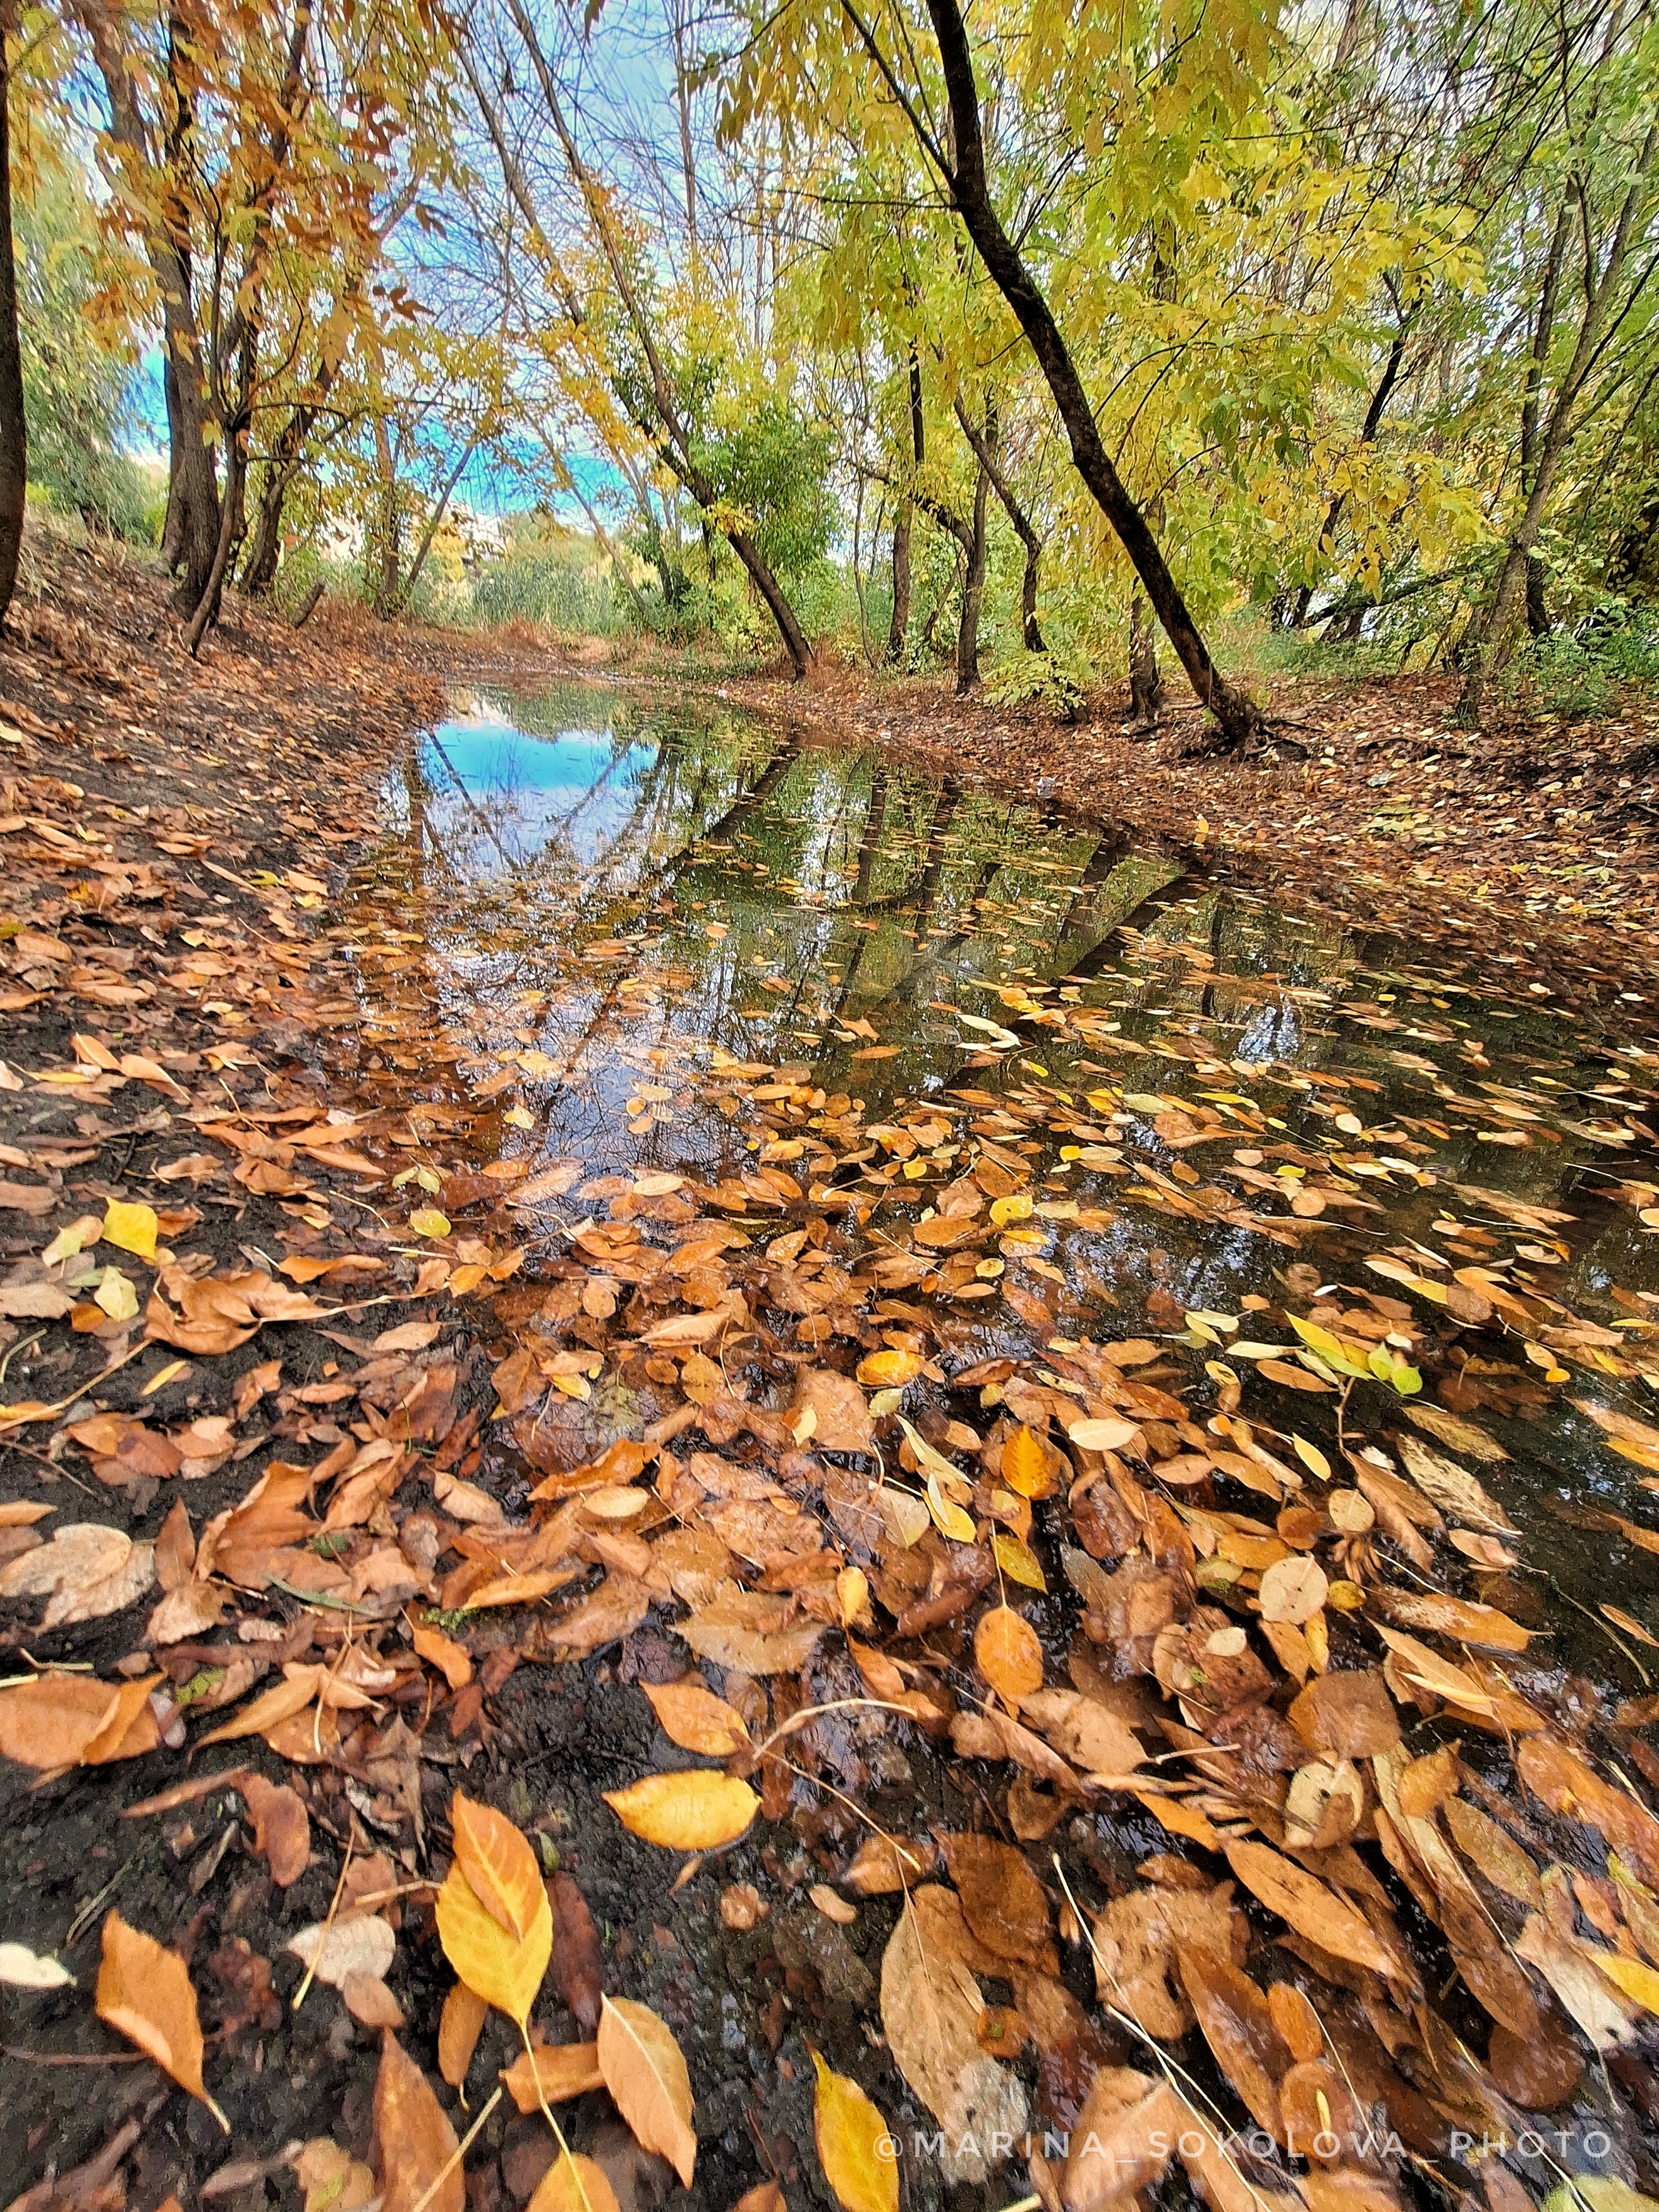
96, 1910, 218, 2118
375, 2030, 463, 2212
597, 1994, 697, 2186
811, 2046, 897, 2212
603, 1770, 759, 1849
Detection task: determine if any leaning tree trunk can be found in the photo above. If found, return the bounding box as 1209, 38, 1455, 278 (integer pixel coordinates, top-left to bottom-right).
908, 0, 1265, 748
0, 41, 25, 626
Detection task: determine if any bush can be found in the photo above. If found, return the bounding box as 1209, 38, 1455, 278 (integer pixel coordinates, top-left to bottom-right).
983, 644, 1093, 720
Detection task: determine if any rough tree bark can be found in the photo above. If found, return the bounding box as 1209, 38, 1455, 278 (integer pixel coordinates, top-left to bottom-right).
0, 35, 26, 627
1127, 592, 1164, 729
847, 0, 1267, 747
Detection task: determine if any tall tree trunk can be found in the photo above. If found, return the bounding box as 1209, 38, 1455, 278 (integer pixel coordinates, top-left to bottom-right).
0, 39, 25, 627
159, 355, 185, 571
888, 347, 924, 664
371, 416, 401, 619
888, 0, 1266, 749
956, 463, 988, 693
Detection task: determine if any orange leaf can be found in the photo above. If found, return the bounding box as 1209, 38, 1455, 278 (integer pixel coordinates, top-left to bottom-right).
95, 1911, 218, 2118
975, 1604, 1043, 1708
241, 1773, 311, 1887
500, 2041, 604, 2111
643, 1679, 750, 1756
1002, 1424, 1057, 1499
451, 1790, 544, 1941
597, 1995, 697, 2186
194, 1667, 322, 1748
375, 2030, 462, 2212
412, 1619, 473, 1691
439, 1982, 489, 2088
527, 2154, 622, 2212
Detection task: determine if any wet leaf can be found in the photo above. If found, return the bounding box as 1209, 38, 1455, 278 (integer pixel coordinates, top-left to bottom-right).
409, 1207, 452, 1239
1002, 1423, 1058, 1498
856, 1347, 921, 1387
975, 1603, 1043, 1707
1223, 1839, 1395, 1978
1258, 1555, 1328, 1624
811, 2047, 897, 2212
550, 1871, 604, 2036
501, 2041, 605, 2110
1176, 1942, 1290, 2140
451, 1789, 544, 1941
597, 1994, 696, 2187
375, 2030, 462, 2212
527, 2154, 622, 2212
604, 1770, 759, 1849
643, 1678, 751, 1754
940, 1832, 1055, 1969
411, 1619, 473, 1691
434, 1856, 551, 2027
1067, 1416, 1140, 1452
95, 1910, 216, 2115
992, 1528, 1047, 1590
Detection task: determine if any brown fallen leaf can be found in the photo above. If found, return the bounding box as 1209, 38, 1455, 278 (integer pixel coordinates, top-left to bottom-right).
439, 1981, 489, 2087
241, 1773, 310, 1887
550, 1871, 604, 2035
597, 1994, 697, 2187
1176, 1943, 1291, 2141
96, 1911, 221, 2122
375, 2029, 463, 2212
643, 1677, 751, 1755
411, 1617, 473, 1690
940, 1832, 1057, 1971
344, 1972, 406, 2027
975, 1602, 1044, 1708
1223, 1840, 1397, 1980
500, 2041, 605, 2111
527, 2154, 623, 2212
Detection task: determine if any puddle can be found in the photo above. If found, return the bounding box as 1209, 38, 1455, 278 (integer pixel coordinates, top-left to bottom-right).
343, 680, 1659, 1669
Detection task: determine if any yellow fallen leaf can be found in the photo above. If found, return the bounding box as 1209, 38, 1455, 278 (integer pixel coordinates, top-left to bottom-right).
101, 1200, 157, 1261
451, 1790, 544, 1942
409, 1208, 452, 1239
434, 1858, 551, 2027
643, 1679, 751, 1756
992, 1529, 1047, 1591
603, 1770, 759, 1850
528, 2154, 621, 2212
1593, 1948, 1659, 2017
811, 2047, 897, 2212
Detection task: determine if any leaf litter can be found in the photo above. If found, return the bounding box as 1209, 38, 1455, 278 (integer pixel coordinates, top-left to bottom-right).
4, 650, 1659, 2211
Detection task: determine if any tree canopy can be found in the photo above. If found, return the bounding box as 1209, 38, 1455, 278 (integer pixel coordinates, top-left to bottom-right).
10, 0, 1659, 726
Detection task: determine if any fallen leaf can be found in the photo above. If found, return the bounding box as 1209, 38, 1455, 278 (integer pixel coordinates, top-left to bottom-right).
550, 1871, 604, 2035
101, 1199, 158, 1260
643, 1678, 751, 1755
242, 1773, 310, 1887
1223, 1840, 1395, 1979
451, 1789, 545, 1942
288, 1914, 396, 1990
375, 2030, 462, 2212
96, 1911, 216, 2115
975, 1603, 1043, 1708
439, 1981, 488, 2087
501, 2041, 605, 2110
597, 1993, 697, 2187
528, 2156, 623, 2212
940, 1832, 1056, 1969
296, 2139, 377, 2212
434, 1854, 550, 2027
0, 1672, 157, 1770
604, 1770, 760, 1849
1258, 1555, 1328, 1626
0, 1942, 74, 1988
411, 1619, 473, 1690
344, 1972, 405, 2027
811, 2046, 897, 2212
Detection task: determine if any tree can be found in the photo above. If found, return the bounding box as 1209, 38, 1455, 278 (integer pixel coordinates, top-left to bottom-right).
0, 28, 27, 626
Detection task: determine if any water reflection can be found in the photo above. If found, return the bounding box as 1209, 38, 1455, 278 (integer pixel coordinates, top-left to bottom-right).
343, 681, 1659, 1653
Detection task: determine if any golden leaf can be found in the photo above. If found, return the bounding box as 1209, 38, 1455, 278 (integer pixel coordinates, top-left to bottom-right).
603, 1770, 759, 1850
992, 1529, 1047, 1591
434, 1861, 551, 2027
451, 1790, 544, 1941
811, 2046, 897, 2212
1001, 1424, 1056, 1498
438, 1981, 488, 2087
101, 1200, 158, 1260
501, 2041, 605, 2112
597, 1994, 697, 2186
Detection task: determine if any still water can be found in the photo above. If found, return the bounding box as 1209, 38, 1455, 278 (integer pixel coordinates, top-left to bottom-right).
345, 681, 1659, 1663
